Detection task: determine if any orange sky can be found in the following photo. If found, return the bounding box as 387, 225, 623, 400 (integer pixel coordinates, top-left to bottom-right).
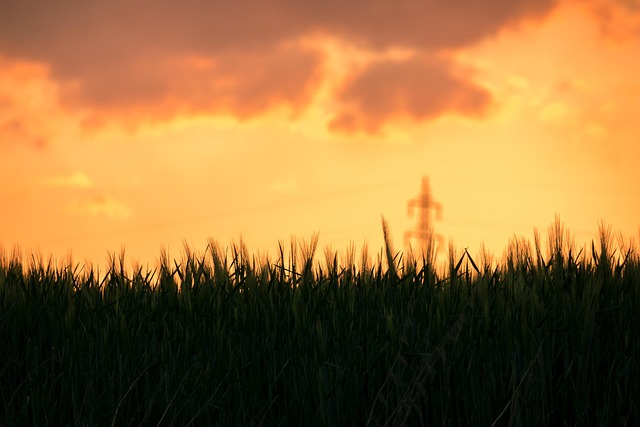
1, 0, 639, 270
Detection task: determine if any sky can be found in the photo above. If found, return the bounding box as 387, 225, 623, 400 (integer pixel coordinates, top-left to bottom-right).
1, 0, 639, 270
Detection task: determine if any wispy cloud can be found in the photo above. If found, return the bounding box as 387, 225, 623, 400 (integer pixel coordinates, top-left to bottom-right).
67, 196, 131, 219
45, 172, 94, 189
270, 178, 299, 194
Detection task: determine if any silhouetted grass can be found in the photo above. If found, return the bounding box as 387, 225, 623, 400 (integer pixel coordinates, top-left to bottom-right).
1, 220, 639, 426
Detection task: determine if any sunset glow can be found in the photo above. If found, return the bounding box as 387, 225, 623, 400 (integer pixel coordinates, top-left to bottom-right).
1, 0, 639, 269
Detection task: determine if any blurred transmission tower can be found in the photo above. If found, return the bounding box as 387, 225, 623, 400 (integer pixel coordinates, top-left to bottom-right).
404, 176, 444, 255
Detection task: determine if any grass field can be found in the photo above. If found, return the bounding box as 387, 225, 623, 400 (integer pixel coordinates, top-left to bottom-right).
1, 219, 639, 426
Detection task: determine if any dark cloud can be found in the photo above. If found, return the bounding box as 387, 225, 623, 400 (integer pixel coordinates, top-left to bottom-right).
65, 46, 323, 124
290, 0, 559, 49
0, 0, 559, 132
329, 56, 492, 134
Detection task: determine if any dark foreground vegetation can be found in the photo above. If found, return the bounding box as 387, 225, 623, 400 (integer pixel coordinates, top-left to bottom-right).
1, 221, 639, 426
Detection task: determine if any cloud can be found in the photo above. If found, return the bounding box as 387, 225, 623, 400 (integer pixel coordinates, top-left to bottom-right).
45, 172, 94, 189
538, 102, 570, 125
68, 196, 132, 219
70, 46, 323, 127
329, 56, 493, 133
289, 0, 559, 49
0, 0, 559, 133
585, 0, 640, 41
0, 119, 48, 149
270, 178, 299, 194
0, 55, 59, 148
